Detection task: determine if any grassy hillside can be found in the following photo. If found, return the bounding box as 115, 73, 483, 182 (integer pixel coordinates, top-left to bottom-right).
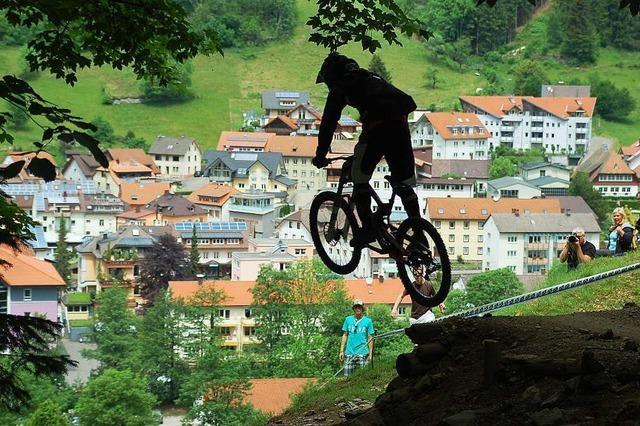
1, 0, 638, 154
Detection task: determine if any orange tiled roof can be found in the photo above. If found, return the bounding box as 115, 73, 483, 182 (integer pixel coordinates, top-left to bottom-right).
169, 280, 255, 306
217, 131, 274, 150
0, 245, 65, 286
4, 151, 58, 181
116, 209, 155, 220
460, 96, 531, 118
187, 183, 238, 207
107, 148, 158, 173
524, 97, 597, 119
620, 141, 640, 157
286, 103, 323, 120
169, 278, 406, 306
119, 182, 170, 205
595, 152, 635, 176
109, 160, 153, 174
427, 198, 562, 221
245, 378, 316, 415
265, 115, 299, 130
265, 135, 317, 157
426, 112, 489, 141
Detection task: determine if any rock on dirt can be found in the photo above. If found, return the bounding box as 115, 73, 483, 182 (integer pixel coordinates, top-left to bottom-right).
270, 304, 640, 425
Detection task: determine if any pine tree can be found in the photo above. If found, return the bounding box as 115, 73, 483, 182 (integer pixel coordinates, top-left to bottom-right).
54, 217, 74, 287
368, 54, 392, 83
189, 225, 200, 277
560, 0, 597, 64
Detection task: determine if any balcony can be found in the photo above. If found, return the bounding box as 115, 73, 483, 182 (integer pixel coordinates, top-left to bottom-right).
526, 258, 548, 266
500, 136, 513, 142
530, 137, 543, 143
527, 243, 549, 250
500, 126, 514, 132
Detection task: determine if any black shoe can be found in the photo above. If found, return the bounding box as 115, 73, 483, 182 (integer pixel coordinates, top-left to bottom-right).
350, 229, 376, 248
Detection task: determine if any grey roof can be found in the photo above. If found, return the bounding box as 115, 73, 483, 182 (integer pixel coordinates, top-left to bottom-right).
274, 175, 297, 186
488, 176, 540, 190
541, 85, 591, 98
490, 213, 600, 233
521, 161, 569, 171
526, 176, 570, 187
261, 90, 310, 110
552, 196, 596, 216
76, 226, 158, 256
145, 194, 207, 216
575, 147, 609, 175
63, 154, 102, 177
431, 160, 489, 180
27, 225, 48, 250
202, 151, 285, 180
278, 209, 311, 233
150, 136, 197, 156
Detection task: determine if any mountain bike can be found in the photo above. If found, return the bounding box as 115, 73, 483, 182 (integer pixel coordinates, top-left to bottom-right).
309, 156, 451, 307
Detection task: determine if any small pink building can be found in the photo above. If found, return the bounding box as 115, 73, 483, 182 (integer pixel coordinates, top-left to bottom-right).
0, 246, 65, 321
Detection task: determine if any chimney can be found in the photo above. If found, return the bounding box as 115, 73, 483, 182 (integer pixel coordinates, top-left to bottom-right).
512, 208, 520, 216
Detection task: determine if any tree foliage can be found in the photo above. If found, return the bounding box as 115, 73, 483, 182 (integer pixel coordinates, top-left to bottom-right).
489, 156, 519, 179
140, 61, 194, 103
590, 77, 637, 120
54, 217, 74, 287
188, 226, 201, 277
464, 268, 524, 307
513, 60, 548, 96
425, 68, 439, 89
140, 234, 189, 304
75, 369, 156, 426
368, 54, 392, 83
569, 171, 608, 224
25, 399, 70, 426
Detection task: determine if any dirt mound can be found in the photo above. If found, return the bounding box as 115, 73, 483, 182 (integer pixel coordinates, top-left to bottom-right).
275, 304, 640, 426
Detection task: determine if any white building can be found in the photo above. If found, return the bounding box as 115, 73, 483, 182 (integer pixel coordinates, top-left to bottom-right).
150, 136, 202, 177
61, 153, 119, 196
487, 177, 542, 199
275, 209, 313, 241
460, 96, 597, 159
520, 161, 571, 182
482, 212, 601, 275
413, 112, 490, 160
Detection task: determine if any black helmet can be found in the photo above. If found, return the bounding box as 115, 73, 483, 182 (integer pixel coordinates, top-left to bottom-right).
316, 52, 359, 84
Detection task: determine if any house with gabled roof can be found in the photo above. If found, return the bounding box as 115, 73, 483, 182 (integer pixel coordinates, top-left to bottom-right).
459, 95, 597, 159
587, 151, 639, 198
0, 151, 59, 183
119, 181, 172, 207
149, 135, 202, 177
487, 177, 542, 199
144, 193, 209, 224
62, 152, 120, 196
106, 148, 159, 175
187, 183, 238, 220
419, 112, 490, 161
261, 90, 310, 123
218, 131, 273, 152
262, 115, 299, 135
202, 150, 296, 194
0, 246, 65, 321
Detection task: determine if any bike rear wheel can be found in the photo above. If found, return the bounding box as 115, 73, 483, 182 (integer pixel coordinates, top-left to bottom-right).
396, 217, 451, 307
309, 191, 362, 275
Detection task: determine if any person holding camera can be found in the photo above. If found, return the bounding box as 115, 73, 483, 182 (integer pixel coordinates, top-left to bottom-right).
559, 227, 596, 269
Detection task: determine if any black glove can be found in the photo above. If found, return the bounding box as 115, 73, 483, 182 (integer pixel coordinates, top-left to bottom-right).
312, 155, 329, 169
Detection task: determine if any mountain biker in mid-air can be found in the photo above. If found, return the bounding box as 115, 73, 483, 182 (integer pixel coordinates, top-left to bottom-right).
311, 52, 420, 247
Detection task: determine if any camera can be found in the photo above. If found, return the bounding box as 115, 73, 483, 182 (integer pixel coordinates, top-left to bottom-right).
567, 234, 578, 243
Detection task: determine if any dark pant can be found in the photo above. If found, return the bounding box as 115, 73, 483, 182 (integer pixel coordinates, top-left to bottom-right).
351, 118, 419, 231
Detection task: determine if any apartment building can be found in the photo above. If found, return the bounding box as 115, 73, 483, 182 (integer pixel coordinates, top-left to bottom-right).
264, 135, 327, 190
175, 221, 249, 278
426, 198, 563, 262
459, 96, 597, 156
76, 226, 162, 306
187, 183, 238, 220
168, 277, 410, 351
202, 150, 296, 194
413, 112, 490, 160
150, 136, 202, 177
218, 131, 271, 152
483, 212, 601, 275
261, 91, 310, 123
520, 161, 571, 196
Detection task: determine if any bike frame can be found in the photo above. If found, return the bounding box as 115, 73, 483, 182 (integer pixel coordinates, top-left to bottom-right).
330, 156, 402, 256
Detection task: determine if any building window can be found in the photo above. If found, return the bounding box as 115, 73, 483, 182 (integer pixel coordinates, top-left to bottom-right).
448, 247, 455, 255
244, 326, 256, 337
23, 289, 32, 302
219, 309, 230, 319
449, 234, 455, 242
173, 156, 180, 161
99, 219, 105, 226
435, 221, 441, 229
449, 221, 455, 229
478, 222, 484, 230
508, 250, 517, 256
463, 235, 469, 243
477, 247, 483, 255
463, 221, 470, 229
477, 235, 483, 243
463, 247, 469, 255
507, 236, 518, 242
244, 308, 253, 318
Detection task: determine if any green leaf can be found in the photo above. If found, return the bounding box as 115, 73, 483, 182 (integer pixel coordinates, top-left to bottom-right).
42, 128, 54, 141
73, 131, 108, 168
27, 157, 57, 182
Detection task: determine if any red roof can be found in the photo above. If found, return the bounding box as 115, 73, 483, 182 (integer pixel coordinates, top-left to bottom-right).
245, 378, 315, 415
426, 112, 489, 141
0, 246, 65, 286
460, 96, 597, 119
265, 115, 299, 131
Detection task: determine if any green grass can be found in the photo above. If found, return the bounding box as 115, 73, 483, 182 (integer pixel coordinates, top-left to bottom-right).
284, 355, 397, 419
69, 319, 93, 328
498, 250, 640, 316
66, 292, 92, 304
0, 0, 638, 153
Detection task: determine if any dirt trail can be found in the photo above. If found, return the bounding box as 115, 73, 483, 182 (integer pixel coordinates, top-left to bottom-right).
272, 304, 640, 425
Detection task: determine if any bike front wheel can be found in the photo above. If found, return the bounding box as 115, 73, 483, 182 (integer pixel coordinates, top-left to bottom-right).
309, 191, 362, 275
396, 217, 451, 307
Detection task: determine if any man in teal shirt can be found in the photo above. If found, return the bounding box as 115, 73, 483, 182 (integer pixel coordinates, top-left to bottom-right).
340, 299, 375, 377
